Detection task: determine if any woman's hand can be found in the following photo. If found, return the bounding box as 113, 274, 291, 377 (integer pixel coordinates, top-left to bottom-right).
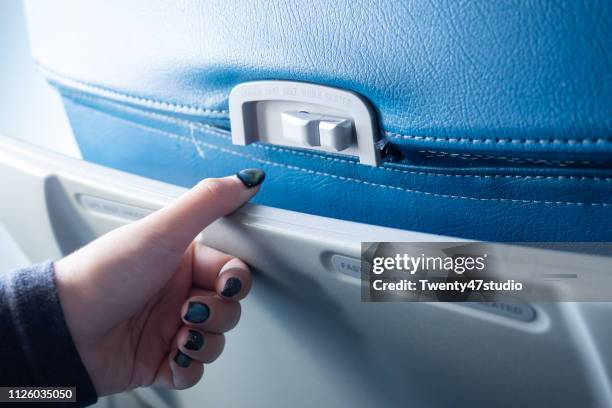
54, 169, 265, 395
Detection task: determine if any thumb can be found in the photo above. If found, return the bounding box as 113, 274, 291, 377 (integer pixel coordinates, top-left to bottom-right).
139, 168, 265, 251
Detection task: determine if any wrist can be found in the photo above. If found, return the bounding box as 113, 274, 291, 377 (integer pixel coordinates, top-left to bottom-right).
54, 259, 102, 395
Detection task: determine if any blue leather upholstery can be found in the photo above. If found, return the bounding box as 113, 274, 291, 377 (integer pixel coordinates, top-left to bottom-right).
24, 0, 612, 241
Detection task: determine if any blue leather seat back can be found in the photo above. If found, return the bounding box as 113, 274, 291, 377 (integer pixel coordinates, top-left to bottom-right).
24, 0, 612, 241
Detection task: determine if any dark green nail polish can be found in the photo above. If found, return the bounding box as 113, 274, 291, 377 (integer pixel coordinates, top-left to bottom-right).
184, 302, 210, 323
236, 168, 266, 188
221, 277, 242, 298
174, 351, 192, 368
185, 330, 205, 351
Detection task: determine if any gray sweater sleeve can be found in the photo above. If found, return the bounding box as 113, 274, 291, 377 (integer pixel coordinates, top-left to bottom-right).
0, 261, 98, 407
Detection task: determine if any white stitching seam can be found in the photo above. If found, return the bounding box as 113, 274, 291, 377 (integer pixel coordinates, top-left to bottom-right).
65, 93, 612, 183
418, 150, 610, 166
40, 65, 612, 145
385, 131, 612, 144
39, 65, 229, 116
98, 109, 611, 207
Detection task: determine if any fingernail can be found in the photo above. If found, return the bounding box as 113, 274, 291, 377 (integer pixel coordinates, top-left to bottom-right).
184, 330, 205, 351
174, 351, 192, 368
236, 168, 266, 188
184, 302, 210, 323
221, 277, 242, 298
